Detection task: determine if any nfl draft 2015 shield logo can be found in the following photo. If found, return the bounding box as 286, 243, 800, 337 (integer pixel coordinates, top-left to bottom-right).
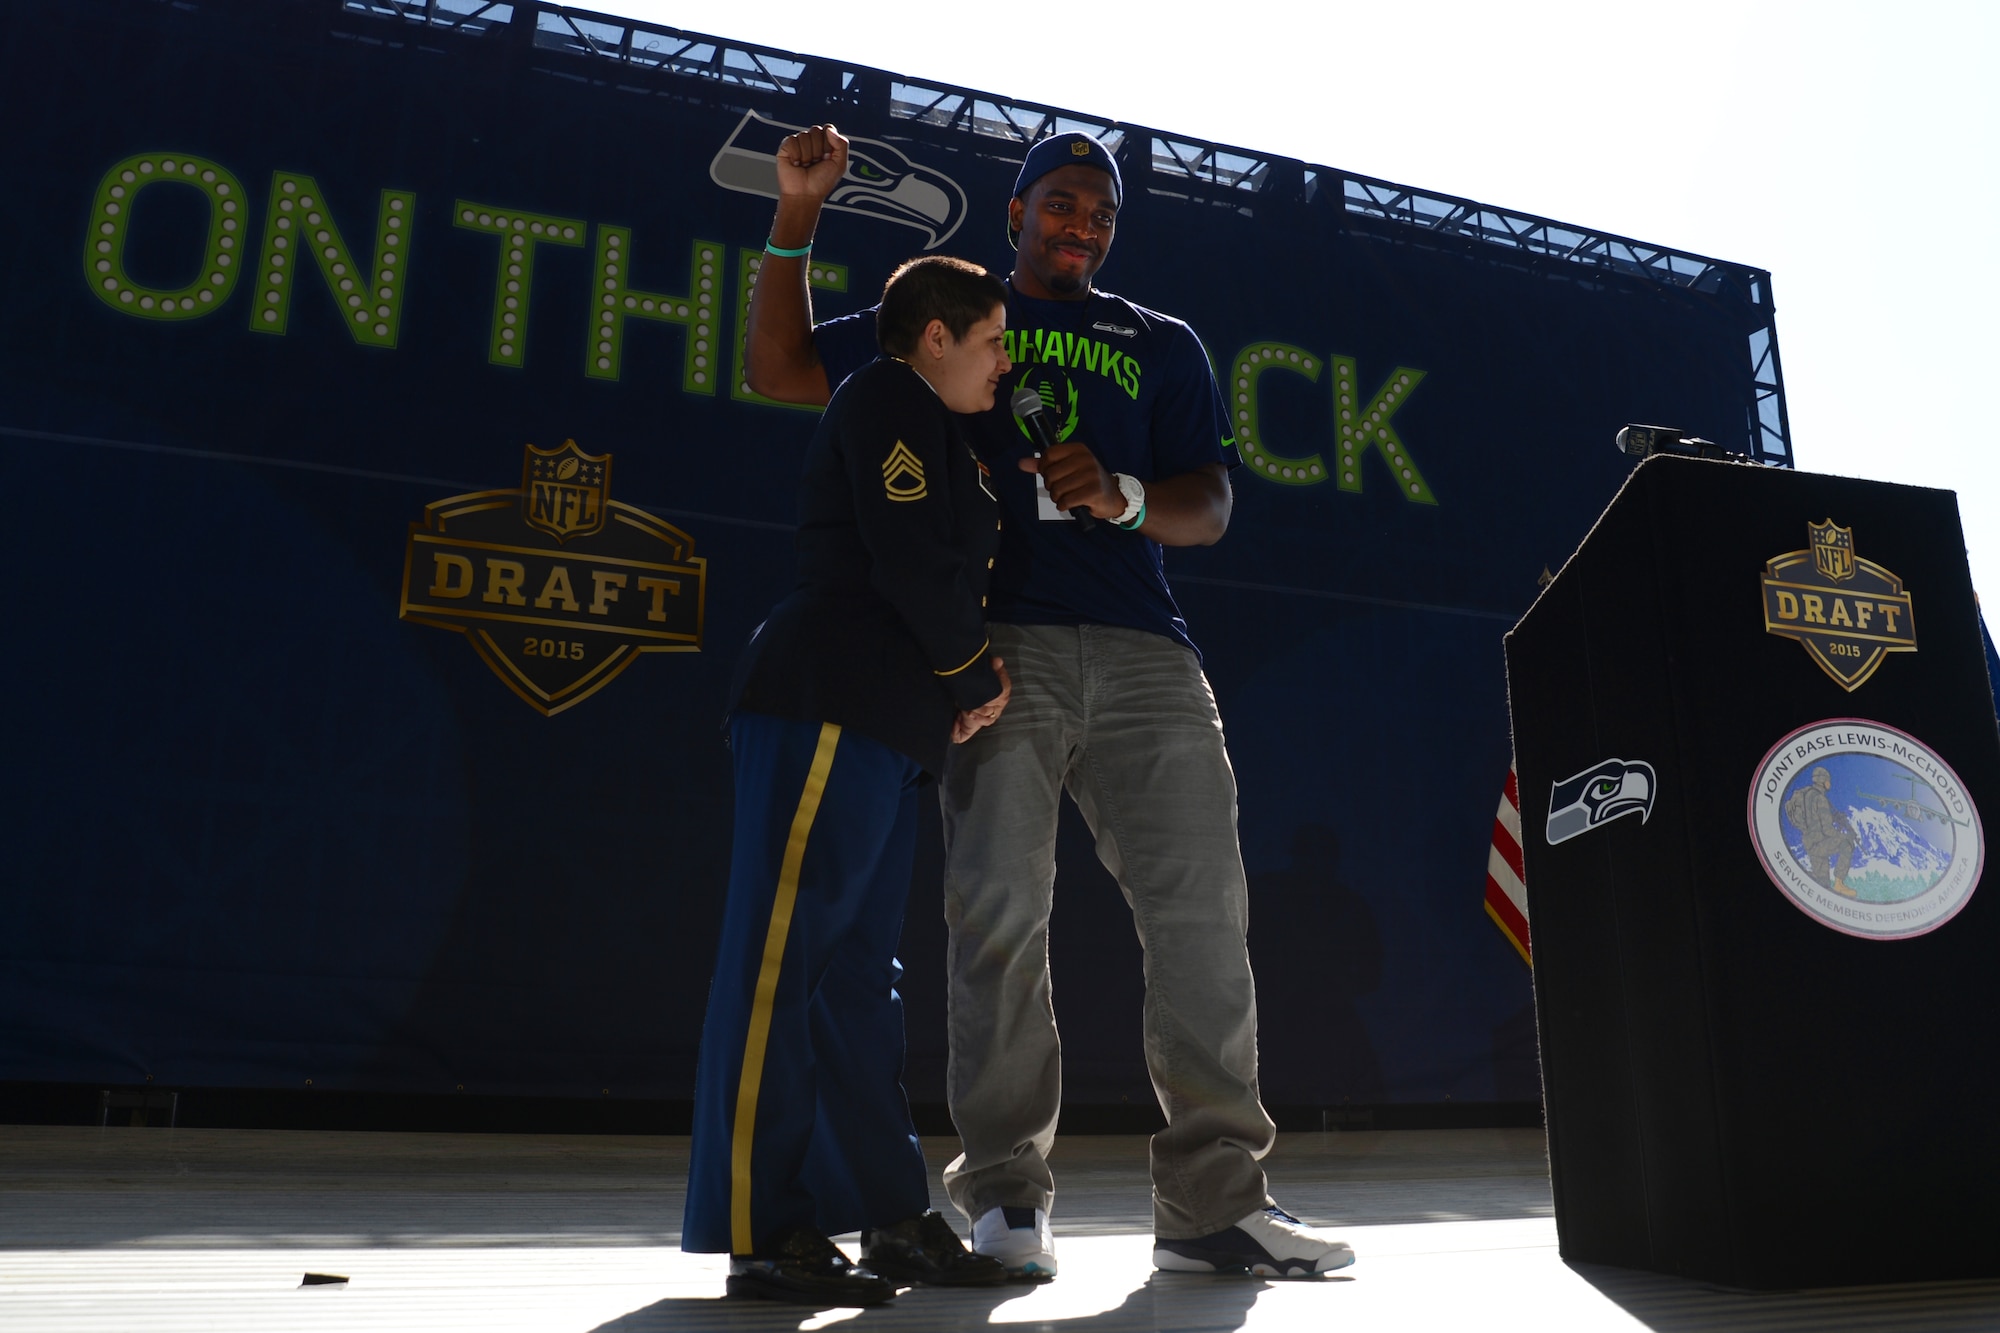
1760, 519, 1916, 690
1748, 719, 1983, 939
400, 439, 707, 715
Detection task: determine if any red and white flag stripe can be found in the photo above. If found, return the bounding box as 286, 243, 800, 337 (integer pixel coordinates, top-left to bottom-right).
1485, 767, 1531, 964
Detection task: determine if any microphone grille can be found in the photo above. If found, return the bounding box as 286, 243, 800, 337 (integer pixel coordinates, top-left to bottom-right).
1009, 386, 1043, 418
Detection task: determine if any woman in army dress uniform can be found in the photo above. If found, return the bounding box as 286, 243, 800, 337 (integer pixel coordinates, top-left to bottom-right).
683, 256, 1014, 1307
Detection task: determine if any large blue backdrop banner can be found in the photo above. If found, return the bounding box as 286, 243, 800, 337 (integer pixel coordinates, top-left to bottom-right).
0, 0, 1784, 1112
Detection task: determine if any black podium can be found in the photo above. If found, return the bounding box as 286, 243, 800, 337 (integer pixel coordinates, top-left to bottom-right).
1505, 455, 2000, 1289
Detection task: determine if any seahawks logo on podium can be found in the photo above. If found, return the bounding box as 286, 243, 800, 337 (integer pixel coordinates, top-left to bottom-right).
1546, 758, 1658, 846
400, 440, 707, 715
710, 111, 969, 249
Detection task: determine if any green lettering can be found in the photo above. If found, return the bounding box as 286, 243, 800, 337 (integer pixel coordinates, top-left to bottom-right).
1227, 342, 1327, 485
251, 171, 414, 347
1331, 357, 1434, 504
453, 201, 586, 370
586, 229, 726, 392
86, 152, 248, 321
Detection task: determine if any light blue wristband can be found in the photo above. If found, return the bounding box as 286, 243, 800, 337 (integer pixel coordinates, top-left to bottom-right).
763, 237, 813, 258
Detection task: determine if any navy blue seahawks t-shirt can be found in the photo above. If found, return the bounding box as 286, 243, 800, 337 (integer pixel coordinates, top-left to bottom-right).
815, 287, 1235, 655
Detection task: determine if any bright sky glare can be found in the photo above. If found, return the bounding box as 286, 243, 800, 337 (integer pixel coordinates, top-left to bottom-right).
604, 0, 2000, 617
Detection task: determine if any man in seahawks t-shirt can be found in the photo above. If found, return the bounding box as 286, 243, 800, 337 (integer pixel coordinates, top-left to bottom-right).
744, 128, 1355, 1282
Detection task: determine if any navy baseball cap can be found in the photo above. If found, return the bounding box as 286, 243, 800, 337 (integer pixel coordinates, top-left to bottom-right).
1009, 133, 1122, 249
1012, 132, 1122, 207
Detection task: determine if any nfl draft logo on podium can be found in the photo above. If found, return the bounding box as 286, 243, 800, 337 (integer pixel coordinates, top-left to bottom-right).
1760, 519, 1917, 690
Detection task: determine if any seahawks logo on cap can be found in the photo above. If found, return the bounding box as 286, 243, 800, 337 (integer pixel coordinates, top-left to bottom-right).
1546, 758, 1657, 845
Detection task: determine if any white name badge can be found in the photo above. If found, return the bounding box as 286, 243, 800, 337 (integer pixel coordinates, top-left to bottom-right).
1035, 473, 1072, 521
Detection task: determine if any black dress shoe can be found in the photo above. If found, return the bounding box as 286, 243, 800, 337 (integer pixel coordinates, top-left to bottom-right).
861, 1209, 1010, 1287
726, 1225, 897, 1306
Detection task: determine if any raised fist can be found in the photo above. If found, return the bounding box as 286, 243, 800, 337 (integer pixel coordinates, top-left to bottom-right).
776, 123, 849, 205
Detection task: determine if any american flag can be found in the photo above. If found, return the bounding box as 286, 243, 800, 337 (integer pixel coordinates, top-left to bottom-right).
1485, 767, 1530, 964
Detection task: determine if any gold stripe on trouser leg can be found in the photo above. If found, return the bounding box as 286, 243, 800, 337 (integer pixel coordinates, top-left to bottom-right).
730, 721, 843, 1255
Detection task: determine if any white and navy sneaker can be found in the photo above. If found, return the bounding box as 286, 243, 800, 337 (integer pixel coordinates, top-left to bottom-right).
1153, 1205, 1355, 1277
970, 1205, 1058, 1280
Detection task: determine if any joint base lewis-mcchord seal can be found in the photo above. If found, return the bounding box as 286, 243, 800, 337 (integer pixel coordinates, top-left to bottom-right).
1747, 718, 1982, 940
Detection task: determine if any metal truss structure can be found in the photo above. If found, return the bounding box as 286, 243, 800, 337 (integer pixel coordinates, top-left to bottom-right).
336, 0, 1792, 465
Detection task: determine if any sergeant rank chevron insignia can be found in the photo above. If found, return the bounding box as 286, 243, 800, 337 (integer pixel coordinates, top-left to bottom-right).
882, 440, 927, 501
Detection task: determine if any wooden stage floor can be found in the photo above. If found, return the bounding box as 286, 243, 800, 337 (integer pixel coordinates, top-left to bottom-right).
2, 1125, 1995, 1331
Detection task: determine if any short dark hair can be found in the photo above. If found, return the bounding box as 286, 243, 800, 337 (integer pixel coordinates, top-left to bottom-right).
876, 256, 1007, 357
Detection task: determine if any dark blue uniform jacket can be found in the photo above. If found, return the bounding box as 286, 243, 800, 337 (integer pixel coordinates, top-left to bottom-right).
730, 356, 1003, 775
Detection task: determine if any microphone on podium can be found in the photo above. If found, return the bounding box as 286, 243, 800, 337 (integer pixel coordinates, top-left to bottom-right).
1010, 386, 1096, 531
1615, 423, 1736, 461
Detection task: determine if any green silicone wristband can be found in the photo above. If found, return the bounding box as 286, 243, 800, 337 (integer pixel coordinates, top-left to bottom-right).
1116, 502, 1146, 531
763, 238, 813, 258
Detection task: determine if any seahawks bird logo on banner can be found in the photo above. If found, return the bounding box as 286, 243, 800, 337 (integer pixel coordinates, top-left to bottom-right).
1546, 758, 1658, 845
710, 111, 969, 249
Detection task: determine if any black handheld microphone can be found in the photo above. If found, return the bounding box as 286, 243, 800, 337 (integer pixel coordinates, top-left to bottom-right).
1010, 386, 1096, 531
1615, 423, 1735, 461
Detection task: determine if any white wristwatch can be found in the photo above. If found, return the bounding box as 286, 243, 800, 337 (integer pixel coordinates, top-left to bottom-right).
1110, 473, 1145, 528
